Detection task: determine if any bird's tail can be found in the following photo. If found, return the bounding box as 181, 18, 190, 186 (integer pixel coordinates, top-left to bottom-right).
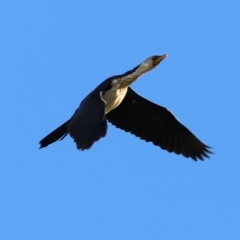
39, 120, 71, 148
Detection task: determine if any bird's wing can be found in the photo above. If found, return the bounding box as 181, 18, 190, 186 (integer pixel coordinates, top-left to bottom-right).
106, 88, 211, 160
68, 92, 107, 150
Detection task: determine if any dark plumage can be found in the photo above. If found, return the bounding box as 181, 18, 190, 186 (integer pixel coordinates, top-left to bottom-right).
39, 55, 212, 160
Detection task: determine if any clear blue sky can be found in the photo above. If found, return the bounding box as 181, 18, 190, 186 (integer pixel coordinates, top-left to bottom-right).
1, 1, 240, 239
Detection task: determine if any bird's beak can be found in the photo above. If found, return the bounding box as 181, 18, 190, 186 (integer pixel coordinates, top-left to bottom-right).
153, 54, 168, 66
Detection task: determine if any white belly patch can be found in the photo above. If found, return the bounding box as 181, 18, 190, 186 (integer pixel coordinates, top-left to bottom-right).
102, 87, 128, 114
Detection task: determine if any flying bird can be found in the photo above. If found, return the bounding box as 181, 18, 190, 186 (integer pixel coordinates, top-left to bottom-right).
39, 54, 212, 160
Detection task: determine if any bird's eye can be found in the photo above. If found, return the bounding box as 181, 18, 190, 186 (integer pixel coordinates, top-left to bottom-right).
152, 56, 159, 61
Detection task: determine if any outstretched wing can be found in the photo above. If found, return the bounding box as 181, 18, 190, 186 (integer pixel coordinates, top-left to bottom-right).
106, 87, 212, 160
68, 91, 107, 150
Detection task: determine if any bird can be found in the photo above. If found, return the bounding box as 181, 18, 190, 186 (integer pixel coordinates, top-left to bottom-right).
39, 54, 212, 161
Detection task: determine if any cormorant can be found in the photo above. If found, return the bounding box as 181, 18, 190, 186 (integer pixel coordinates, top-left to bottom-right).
39, 55, 212, 160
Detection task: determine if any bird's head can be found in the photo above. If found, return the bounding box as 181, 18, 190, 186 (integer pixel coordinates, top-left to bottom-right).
145, 54, 167, 67
138, 54, 168, 73
152, 54, 168, 66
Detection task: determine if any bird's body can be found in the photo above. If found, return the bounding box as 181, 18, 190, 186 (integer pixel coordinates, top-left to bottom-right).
39, 55, 212, 160
102, 86, 128, 113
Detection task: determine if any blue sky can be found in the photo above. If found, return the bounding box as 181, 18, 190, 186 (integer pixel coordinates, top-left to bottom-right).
1, 1, 240, 239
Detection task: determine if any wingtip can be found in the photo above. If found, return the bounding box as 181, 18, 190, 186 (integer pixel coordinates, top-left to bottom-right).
193, 145, 214, 161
